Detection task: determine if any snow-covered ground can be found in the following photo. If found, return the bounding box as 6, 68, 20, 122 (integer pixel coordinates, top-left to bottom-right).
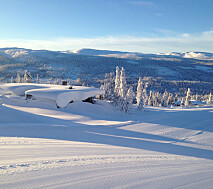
0, 89, 213, 188
0, 83, 104, 108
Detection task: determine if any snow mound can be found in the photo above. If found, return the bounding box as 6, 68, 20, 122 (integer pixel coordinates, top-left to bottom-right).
0, 83, 105, 108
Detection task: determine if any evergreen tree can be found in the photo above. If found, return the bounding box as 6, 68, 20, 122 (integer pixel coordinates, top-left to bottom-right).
10, 76, 14, 83
153, 91, 161, 107
142, 88, 148, 105
148, 91, 153, 106
116, 67, 129, 112
167, 93, 174, 106
207, 93, 212, 104
181, 98, 184, 106
102, 73, 114, 100
54, 78, 60, 85
23, 70, 32, 83
114, 66, 120, 95
67, 78, 70, 85
76, 78, 82, 86
126, 86, 135, 112
119, 67, 127, 98
161, 90, 169, 107
36, 74, 39, 84
16, 72, 21, 83
136, 77, 144, 109
185, 88, 191, 107
117, 96, 126, 113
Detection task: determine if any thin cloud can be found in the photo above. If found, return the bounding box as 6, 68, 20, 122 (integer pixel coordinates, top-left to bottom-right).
128, 1, 157, 7
181, 33, 190, 38
155, 13, 162, 17
0, 31, 213, 53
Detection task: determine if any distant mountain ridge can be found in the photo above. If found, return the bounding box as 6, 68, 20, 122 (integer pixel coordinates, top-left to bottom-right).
69, 48, 213, 60
1, 47, 213, 60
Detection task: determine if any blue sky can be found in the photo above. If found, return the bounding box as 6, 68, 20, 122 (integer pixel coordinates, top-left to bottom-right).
0, 0, 213, 53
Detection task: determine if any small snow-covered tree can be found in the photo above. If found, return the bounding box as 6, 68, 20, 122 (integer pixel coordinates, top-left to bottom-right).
47, 78, 53, 84
126, 86, 135, 112
161, 90, 169, 107
142, 88, 148, 105
23, 70, 32, 83
148, 91, 153, 106
67, 78, 70, 86
117, 96, 127, 113
54, 78, 60, 85
185, 88, 191, 107
207, 93, 212, 104
136, 77, 144, 109
10, 76, 14, 83
167, 93, 174, 106
180, 98, 184, 106
16, 72, 21, 83
153, 91, 161, 107
36, 74, 39, 84
76, 78, 82, 86
195, 93, 199, 101
102, 73, 114, 100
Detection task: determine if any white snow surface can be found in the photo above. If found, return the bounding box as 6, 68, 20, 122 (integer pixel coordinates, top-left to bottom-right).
0, 88, 213, 189
0, 83, 105, 108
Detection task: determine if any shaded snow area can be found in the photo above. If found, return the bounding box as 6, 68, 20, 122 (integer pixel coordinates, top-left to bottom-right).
0, 89, 213, 188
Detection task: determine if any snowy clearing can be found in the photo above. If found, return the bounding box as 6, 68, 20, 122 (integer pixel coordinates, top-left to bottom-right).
0, 91, 213, 188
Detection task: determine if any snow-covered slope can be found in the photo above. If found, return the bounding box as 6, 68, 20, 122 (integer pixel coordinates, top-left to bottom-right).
0, 89, 213, 188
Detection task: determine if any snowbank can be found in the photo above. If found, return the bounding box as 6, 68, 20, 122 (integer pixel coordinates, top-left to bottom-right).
0, 83, 105, 108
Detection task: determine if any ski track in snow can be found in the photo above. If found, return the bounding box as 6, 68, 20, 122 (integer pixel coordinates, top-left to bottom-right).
0, 93, 213, 188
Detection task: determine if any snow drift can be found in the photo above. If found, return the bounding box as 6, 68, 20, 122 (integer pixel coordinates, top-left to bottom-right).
0, 83, 105, 108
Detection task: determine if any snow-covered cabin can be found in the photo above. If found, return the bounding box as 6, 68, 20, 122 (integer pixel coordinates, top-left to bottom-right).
0, 83, 105, 108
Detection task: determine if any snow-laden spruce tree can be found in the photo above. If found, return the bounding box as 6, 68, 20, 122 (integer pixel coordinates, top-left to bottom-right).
119, 67, 127, 98
10, 76, 14, 83
142, 88, 148, 105
101, 73, 114, 100
126, 86, 135, 112
153, 91, 161, 107
136, 77, 144, 110
114, 66, 120, 96
161, 90, 169, 107
181, 98, 184, 106
148, 91, 153, 106
23, 70, 32, 83
36, 74, 39, 84
207, 93, 212, 104
185, 88, 191, 107
116, 67, 128, 112
16, 72, 21, 83
54, 78, 60, 85
115, 67, 127, 112
76, 78, 82, 86
167, 93, 174, 106
113, 66, 133, 113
